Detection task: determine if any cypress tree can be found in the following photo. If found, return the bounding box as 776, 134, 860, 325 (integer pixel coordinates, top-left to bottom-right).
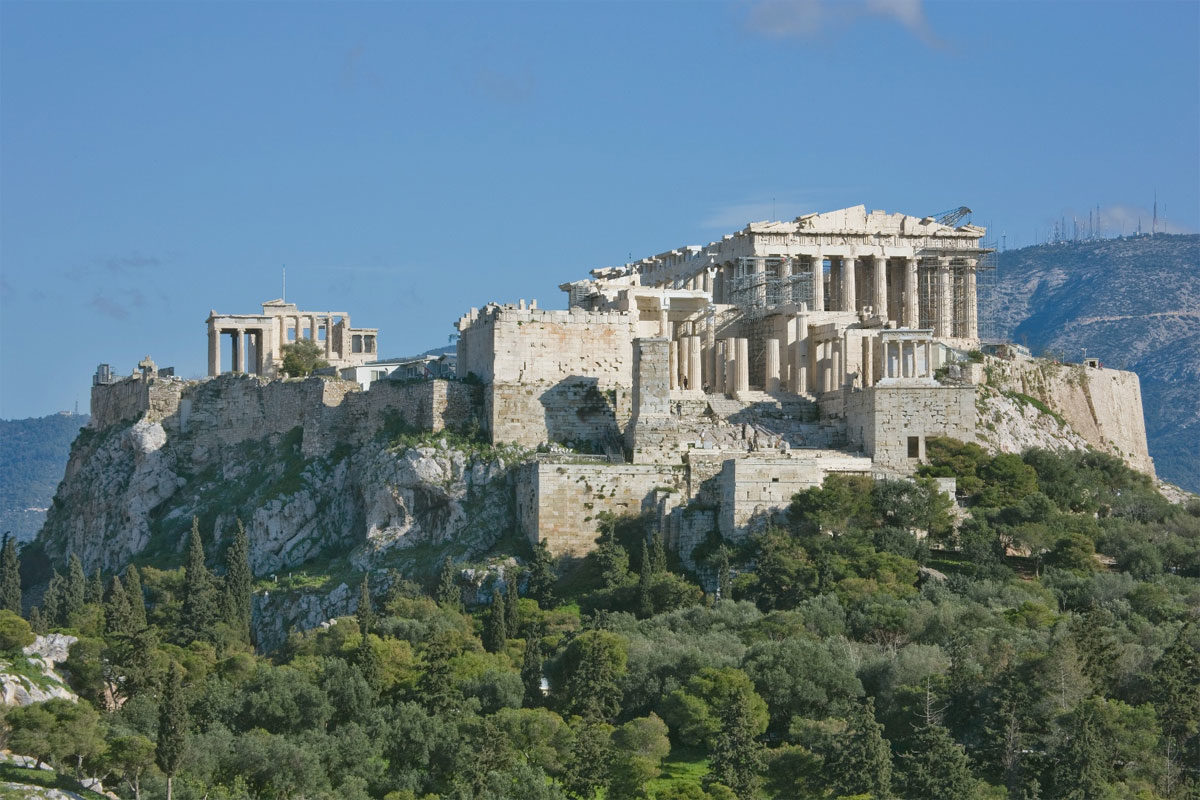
356, 574, 374, 635
124, 565, 147, 631
181, 519, 218, 643
355, 631, 383, 694
527, 540, 556, 606
86, 568, 104, 605
0, 535, 22, 615
504, 574, 521, 634
706, 690, 766, 800
42, 571, 64, 627
64, 554, 87, 620
650, 529, 666, 573
484, 585, 507, 653
105, 575, 134, 636
28, 606, 45, 634
898, 723, 976, 800
222, 520, 252, 644
521, 624, 544, 707
156, 661, 188, 800
435, 556, 460, 609
826, 698, 892, 799
637, 541, 654, 619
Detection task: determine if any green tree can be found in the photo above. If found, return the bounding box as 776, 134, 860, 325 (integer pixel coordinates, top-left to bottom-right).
977, 452, 1039, 508
742, 637, 863, 732
504, 574, 521, 633
356, 573, 375, 635
64, 553, 87, 620
609, 714, 671, 800
417, 629, 463, 714
637, 540, 654, 619
86, 567, 104, 605
222, 519, 253, 644
564, 719, 613, 800
105, 574, 134, 636
825, 699, 892, 799
1151, 624, 1200, 746
42, 570, 64, 627
522, 625, 545, 707
181, 518, 218, 643
551, 629, 628, 723
103, 734, 157, 800
0, 609, 34, 651
896, 723, 975, 800
28, 605, 45, 634
661, 667, 768, 749
280, 337, 329, 377
7, 697, 105, 775
0, 534, 22, 614
484, 584, 508, 653
435, 556, 461, 609
355, 631, 384, 694
156, 662, 188, 800
124, 564, 147, 631
744, 528, 817, 611
527, 540, 557, 606
706, 690, 765, 800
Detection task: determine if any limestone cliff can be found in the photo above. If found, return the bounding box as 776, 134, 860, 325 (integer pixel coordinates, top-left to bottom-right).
35, 374, 524, 647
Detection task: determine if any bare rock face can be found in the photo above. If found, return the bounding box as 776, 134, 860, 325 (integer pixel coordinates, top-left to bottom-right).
1, 634, 78, 707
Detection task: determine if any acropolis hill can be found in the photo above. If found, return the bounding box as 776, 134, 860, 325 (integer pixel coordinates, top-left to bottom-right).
41, 206, 1155, 634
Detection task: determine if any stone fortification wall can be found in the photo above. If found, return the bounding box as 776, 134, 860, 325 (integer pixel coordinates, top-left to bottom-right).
457, 305, 638, 448
718, 452, 874, 537
518, 460, 686, 556
846, 385, 976, 469
92, 374, 479, 460
981, 357, 1154, 476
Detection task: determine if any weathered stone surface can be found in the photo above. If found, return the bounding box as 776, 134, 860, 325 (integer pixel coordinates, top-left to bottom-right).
1, 635, 78, 707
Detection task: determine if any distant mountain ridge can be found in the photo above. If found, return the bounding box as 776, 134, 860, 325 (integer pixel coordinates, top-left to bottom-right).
0, 412, 88, 541
986, 233, 1199, 491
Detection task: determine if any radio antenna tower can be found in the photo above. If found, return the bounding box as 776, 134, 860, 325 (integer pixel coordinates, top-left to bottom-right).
1152, 190, 1158, 236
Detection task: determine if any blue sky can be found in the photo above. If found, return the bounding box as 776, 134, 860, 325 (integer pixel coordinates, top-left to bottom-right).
1, 0, 1197, 419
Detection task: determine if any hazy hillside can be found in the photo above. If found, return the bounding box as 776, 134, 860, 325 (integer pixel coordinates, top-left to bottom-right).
0, 412, 88, 541
985, 233, 1200, 491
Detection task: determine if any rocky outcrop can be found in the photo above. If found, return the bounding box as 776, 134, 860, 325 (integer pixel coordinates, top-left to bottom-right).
1, 634, 78, 706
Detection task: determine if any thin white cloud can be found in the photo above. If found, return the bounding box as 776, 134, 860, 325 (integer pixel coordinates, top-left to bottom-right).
1099, 204, 1194, 236
744, 0, 943, 48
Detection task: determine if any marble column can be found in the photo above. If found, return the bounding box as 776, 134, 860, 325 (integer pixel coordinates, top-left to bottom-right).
233, 328, 245, 373
687, 335, 701, 392
752, 259, 766, 307
830, 339, 841, 390
904, 258, 919, 327
873, 255, 887, 318
810, 254, 825, 312
765, 338, 781, 393
794, 337, 809, 394
724, 340, 737, 396
734, 338, 750, 394
324, 316, 333, 359
678, 335, 690, 389
669, 341, 679, 390
779, 258, 793, 305
935, 257, 951, 338
658, 308, 669, 337
925, 340, 934, 378
965, 259, 978, 340
208, 325, 220, 376
841, 256, 857, 312
293, 315, 302, 345
862, 336, 873, 387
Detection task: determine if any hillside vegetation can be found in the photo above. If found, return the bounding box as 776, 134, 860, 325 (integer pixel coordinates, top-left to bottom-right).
987, 234, 1199, 491
6, 443, 1199, 800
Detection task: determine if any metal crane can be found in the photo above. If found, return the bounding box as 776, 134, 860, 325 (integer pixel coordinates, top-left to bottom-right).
930, 206, 973, 227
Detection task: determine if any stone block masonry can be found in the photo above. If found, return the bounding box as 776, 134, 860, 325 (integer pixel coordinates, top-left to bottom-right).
718, 452, 874, 537
845, 385, 976, 469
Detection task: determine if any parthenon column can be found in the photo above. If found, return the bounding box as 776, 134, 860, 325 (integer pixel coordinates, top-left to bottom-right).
862, 336, 873, 387
840, 256, 857, 312
903, 257, 919, 327
678, 334, 689, 388
325, 316, 333, 359
964, 258, 978, 340
831, 339, 841, 390
687, 335, 701, 392
208, 324, 220, 376
934, 258, 951, 338
751, 259, 766, 307
669, 341, 679, 390
873, 255, 887, 318
724, 340, 736, 396
778, 258, 793, 305
734, 338, 749, 395
765, 338, 781, 393
293, 315, 302, 345
810, 254, 825, 312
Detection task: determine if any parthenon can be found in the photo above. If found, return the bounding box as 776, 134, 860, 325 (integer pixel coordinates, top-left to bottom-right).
206, 300, 379, 377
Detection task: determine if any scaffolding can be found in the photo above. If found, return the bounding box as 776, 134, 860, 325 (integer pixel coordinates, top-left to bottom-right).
975, 242, 999, 342
721, 256, 815, 315
916, 252, 996, 339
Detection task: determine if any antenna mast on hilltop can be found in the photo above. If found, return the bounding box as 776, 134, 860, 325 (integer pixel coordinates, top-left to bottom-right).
1153, 190, 1158, 236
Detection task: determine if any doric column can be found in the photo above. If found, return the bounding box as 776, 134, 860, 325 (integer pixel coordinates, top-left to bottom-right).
925, 340, 934, 378
965, 258, 979, 340
779, 258, 793, 305
658, 307, 669, 337
734, 338, 750, 394
810, 254, 825, 312
841, 256, 857, 312
703, 268, 714, 295
678, 334, 689, 388
724, 340, 737, 396
765, 338, 781, 393
703, 315, 716, 391
904, 258, 919, 327
862, 336, 873, 387
687, 335, 701, 392
935, 257, 951, 338
325, 316, 333, 359
830, 339, 841, 390
668, 340, 679, 390
873, 255, 887, 318
293, 315, 302, 345
277, 316, 287, 356
751, 258, 766, 307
